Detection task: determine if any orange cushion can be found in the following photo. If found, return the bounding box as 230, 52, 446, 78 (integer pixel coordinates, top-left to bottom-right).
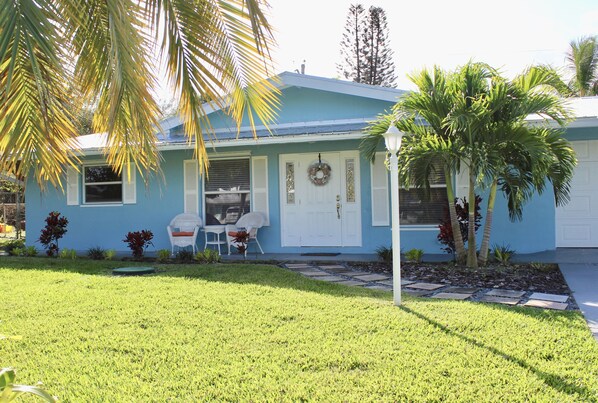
172, 231, 194, 237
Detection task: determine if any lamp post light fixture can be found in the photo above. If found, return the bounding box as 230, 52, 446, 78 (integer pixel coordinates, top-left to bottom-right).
383, 123, 404, 306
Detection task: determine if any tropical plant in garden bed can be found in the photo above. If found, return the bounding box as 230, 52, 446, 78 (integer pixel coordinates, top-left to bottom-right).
38, 212, 68, 257
437, 196, 481, 256
0, 258, 597, 401
123, 230, 153, 259
362, 62, 576, 268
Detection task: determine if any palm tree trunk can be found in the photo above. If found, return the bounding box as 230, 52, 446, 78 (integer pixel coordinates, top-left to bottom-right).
478, 179, 497, 266
444, 167, 466, 264
466, 170, 478, 268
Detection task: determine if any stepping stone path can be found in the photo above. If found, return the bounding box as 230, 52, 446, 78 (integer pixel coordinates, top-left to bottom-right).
351, 273, 390, 282
432, 292, 472, 300
407, 282, 445, 291
282, 262, 576, 311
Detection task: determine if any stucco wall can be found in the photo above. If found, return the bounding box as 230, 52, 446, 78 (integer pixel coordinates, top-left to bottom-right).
25, 138, 560, 255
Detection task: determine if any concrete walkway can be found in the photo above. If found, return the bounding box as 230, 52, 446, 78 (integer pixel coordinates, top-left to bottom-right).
520, 248, 598, 341
559, 263, 598, 340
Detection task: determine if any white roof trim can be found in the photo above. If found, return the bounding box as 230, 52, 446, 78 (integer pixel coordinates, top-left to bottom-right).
174, 117, 371, 136
78, 131, 365, 155
160, 72, 405, 129
276, 71, 405, 102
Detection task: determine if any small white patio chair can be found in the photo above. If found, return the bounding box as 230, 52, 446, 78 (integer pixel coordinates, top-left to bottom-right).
167, 213, 203, 255
225, 212, 265, 256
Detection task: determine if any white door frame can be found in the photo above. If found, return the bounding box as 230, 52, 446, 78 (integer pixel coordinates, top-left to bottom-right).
279, 151, 362, 247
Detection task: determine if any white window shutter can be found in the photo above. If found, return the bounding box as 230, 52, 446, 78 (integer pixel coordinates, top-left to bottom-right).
251, 156, 269, 225
66, 166, 79, 206
183, 160, 199, 215
455, 164, 469, 199
122, 170, 136, 204
371, 152, 389, 226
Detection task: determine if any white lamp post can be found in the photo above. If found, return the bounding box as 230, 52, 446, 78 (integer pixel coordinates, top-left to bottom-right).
383, 123, 404, 306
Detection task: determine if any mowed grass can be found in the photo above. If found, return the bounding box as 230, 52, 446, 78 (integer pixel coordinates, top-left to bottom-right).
1, 258, 597, 401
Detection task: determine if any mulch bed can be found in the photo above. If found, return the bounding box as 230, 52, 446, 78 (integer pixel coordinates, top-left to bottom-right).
349, 261, 572, 296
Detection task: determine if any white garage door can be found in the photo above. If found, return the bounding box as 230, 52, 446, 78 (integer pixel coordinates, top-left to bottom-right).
556, 140, 598, 247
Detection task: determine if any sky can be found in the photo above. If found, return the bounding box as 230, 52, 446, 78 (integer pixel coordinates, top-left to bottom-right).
265, 0, 598, 90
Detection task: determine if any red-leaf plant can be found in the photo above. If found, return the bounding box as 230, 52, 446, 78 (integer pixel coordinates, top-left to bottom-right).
123, 230, 154, 259
39, 211, 69, 257
437, 196, 482, 256
228, 230, 249, 256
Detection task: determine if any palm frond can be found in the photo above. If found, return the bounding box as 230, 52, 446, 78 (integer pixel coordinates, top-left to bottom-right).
152, 0, 280, 174
0, 0, 80, 188
567, 36, 598, 96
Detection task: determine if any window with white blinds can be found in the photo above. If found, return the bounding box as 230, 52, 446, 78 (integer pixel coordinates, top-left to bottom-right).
204, 158, 251, 225
400, 166, 447, 225
371, 155, 448, 226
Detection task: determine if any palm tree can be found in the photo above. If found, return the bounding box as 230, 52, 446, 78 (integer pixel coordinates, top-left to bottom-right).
362, 62, 576, 268
361, 66, 468, 264
0, 0, 279, 188
476, 67, 575, 265
567, 36, 598, 96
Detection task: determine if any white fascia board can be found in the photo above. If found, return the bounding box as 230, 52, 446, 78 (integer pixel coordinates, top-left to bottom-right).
78, 131, 366, 155
277, 71, 406, 102
209, 117, 370, 135
526, 116, 598, 129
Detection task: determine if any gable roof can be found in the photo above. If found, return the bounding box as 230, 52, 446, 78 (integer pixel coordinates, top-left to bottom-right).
76, 72, 406, 152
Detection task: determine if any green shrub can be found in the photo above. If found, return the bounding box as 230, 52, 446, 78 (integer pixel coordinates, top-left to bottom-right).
529, 261, 548, 270
10, 247, 24, 256
175, 250, 195, 263
59, 248, 77, 260
87, 246, 106, 260
24, 246, 38, 257
405, 248, 424, 263
2, 239, 25, 254
156, 249, 171, 263
493, 244, 514, 265
195, 249, 221, 264
376, 245, 392, 264
104, 249, 116, 261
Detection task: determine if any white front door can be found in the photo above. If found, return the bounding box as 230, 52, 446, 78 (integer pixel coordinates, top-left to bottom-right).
556, 140, 598, 247
280, 152, 361, 247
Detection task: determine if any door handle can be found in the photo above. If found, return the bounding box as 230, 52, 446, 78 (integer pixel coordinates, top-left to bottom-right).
336, 202, 341, 219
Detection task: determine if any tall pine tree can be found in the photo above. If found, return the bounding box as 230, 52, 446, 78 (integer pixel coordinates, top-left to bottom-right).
337, 4, 397, 87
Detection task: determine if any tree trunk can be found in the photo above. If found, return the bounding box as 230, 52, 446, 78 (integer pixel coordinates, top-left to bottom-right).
466, 169, 478, 268
478, 179, 497, 266
444, 167, 466, 264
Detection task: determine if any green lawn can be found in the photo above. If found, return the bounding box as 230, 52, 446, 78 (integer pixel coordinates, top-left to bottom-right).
1, 258, 597, 401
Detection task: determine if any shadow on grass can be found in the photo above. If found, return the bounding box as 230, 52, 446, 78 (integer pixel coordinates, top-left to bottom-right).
1, 257, 587, 323
0, 257, 388, 300
3, 257, 593, 397
401, 304, 593, 399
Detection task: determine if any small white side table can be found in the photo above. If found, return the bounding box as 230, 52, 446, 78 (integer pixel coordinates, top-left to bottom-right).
203, 225, 227, 255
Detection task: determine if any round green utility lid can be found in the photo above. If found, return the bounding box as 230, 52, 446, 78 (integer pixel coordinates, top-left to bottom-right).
113, 267, 156, 275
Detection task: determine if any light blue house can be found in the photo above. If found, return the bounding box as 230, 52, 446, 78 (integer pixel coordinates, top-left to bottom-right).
25, 73, 598, 255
